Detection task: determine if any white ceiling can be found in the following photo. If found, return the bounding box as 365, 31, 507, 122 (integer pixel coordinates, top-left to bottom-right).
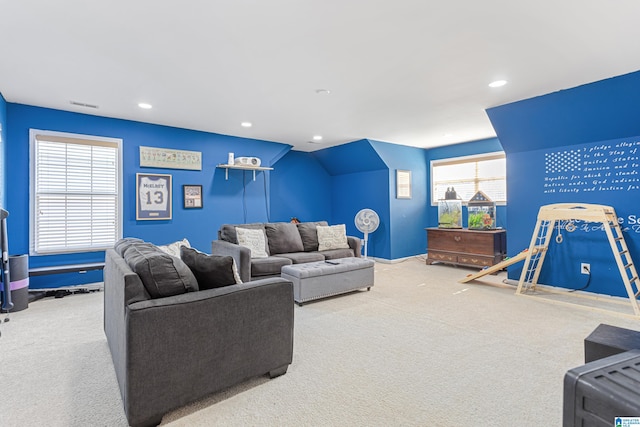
2, 1, 640, 152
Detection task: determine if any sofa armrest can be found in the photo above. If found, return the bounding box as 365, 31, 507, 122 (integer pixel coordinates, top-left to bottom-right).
211, 239, 252, 282
347, 236, 362, 257
124, 277, 294, 426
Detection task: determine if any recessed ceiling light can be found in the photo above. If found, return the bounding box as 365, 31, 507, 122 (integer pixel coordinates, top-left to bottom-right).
312, 135, 323, 141
488, 80, 507, 88
315, 89, 331, 94
241, 122, 252, 128
138, 102, 152, 109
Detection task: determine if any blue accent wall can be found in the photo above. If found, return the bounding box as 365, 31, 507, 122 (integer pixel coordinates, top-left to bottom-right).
271, 150, 332, 222
487, 70, 640, 154
5, 103, 292, 288
312, 139, 431, 260
487, 70, 640, 297
369, 140, 429, 259
313, 140, 391, 258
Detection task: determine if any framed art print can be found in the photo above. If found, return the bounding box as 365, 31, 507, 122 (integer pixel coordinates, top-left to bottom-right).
396, 169, 412, 199
139, 146, 202, 170
136, 173, 172, 220
183, 184, 203, 209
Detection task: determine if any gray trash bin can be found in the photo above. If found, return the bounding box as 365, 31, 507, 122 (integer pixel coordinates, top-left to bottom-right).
1, 254, 29, 312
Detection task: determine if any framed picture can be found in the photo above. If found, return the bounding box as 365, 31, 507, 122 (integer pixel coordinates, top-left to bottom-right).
136, 173, 172, 220
139, 146, 202, 170
183, 184, 203, 209
396, 169, 412, 199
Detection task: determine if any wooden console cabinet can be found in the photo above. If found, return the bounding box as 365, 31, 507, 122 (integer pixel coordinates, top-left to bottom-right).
425, 228, 506, 268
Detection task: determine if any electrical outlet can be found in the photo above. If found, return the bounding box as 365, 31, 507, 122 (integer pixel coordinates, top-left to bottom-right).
581, 263, 590, 275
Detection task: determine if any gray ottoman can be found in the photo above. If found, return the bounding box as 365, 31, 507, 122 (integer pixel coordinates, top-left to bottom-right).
281, 258, 375, 305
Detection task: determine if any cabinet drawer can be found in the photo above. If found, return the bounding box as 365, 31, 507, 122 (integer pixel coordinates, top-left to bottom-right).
427, 251, 457, 264
427, 229, 503, 256
457, 255, 494, 267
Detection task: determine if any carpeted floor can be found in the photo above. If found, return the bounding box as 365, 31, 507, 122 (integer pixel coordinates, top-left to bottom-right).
1, 257, 638, 426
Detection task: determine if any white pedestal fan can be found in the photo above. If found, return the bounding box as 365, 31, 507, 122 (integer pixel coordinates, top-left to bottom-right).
354, 208, 380, 259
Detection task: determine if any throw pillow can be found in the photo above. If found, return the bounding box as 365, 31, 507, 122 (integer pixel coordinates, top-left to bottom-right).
236, 227, 269, 258
219, 223, 265, 244
157, 238, 191, 258
296, 221, 329, 252
123, 244, 199, 298
180, 246, 242, 290
114, 237, 144, 256
265, 222, 304, 255
317, 224, 350, 251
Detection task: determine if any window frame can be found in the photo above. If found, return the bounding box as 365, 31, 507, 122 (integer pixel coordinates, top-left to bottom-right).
29, 129, 123, 255
430, 151, 507, 206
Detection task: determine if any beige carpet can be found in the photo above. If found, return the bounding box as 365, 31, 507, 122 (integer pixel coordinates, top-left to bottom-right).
1, 257, 638, 426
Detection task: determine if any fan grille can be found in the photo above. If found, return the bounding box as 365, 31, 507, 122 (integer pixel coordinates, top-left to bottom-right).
355, 209, 380, 233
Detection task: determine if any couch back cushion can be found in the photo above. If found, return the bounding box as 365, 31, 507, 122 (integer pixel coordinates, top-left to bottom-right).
296, 221, 329, 252
180, 246, 241, 290
317, 224, 350, 251
265, 222, 304, 255
218, 223, 265, 244
114, 237, 144, 256
123, 243, 199, 298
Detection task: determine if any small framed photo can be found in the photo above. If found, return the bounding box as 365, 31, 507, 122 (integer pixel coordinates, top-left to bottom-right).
396, 169, 412, 199
183, 184, 203, 209
136, 173, 172, 220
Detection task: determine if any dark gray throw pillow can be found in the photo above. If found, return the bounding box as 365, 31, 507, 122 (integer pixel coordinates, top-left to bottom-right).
180, 246, 240, 290
296, 221, 329, 252
123, 243, 199, 298
265, 222, 304, 255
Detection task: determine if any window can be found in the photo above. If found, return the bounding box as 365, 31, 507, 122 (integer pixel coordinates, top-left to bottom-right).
30, 130, 122, 255
431, 152, 506, 205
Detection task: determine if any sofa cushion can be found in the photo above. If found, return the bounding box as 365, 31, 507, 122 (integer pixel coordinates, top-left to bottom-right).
219, 223, 264, 244
278, 252, 325, 264
296, 221, 329, 252
265, 222, 304, 255
320, 248, 355, 260
317, 224, 350, 251
251, 256, 292, 278
114, 237, 144, 256
180, 246, 241, 290
123, 243, 199, 298
157, 238, 191, 258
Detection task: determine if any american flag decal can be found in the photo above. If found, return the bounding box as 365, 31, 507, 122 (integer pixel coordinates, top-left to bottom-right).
545, 149, 582, 173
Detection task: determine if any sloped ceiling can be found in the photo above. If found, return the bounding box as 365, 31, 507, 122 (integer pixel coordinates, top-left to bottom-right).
487, 71, 640, 153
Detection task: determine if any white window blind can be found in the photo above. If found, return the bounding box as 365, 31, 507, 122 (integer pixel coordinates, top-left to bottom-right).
431, 152, 507, 205
30, 131, 122, 254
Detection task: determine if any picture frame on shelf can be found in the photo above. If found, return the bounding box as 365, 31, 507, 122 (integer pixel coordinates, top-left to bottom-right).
136, 173, 172, 220
183, 184, 203, 209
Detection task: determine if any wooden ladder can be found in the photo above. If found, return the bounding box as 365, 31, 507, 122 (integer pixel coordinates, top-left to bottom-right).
516, 203, 640, 317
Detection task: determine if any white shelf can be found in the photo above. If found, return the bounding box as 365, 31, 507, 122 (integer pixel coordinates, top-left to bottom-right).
217, 164, 274, 181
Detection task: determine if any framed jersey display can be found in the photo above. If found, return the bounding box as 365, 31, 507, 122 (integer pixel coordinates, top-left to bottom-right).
136, 173, 172, 220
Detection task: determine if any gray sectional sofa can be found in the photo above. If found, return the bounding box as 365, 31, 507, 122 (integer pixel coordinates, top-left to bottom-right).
104, 239, 294, 426
211, 221, 362, 282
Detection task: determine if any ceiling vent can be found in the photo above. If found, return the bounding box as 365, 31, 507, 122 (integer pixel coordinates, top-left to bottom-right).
69, 101, 99, 109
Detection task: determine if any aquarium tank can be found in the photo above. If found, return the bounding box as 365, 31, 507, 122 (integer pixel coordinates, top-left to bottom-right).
438, 187, 462, 228
467, 190, 496, 230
